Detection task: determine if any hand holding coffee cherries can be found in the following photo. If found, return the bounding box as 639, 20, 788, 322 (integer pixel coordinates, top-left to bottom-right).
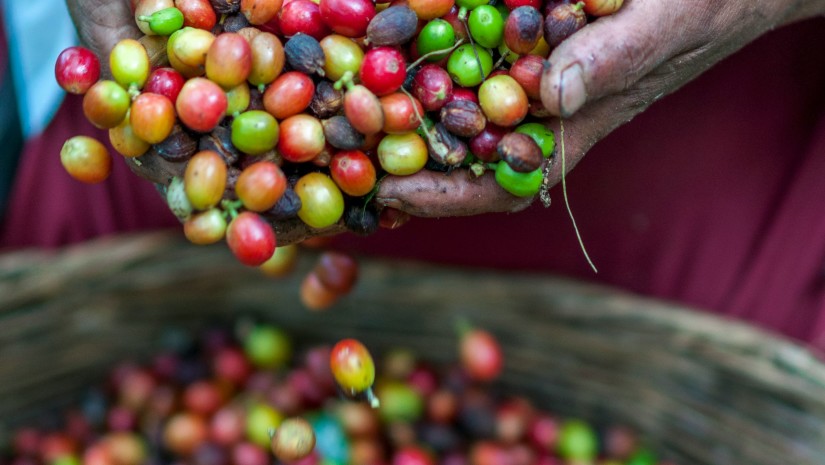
60, 0, 590, 264
376, 0, 825, 217
57, 0, 822, 267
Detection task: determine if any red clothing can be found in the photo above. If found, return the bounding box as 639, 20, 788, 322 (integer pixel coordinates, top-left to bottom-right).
2, 19, 824, 345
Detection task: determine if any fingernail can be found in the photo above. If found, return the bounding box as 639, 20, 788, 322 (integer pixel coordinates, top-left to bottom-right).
559, 64, 586, 118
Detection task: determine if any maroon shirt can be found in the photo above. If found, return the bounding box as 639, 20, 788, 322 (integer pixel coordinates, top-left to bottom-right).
2, 19, 824, 346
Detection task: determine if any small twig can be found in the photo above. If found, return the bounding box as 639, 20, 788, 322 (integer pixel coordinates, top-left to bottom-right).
462, 19, 487, 83
493, 49, 510, 70
406, 39, 466, 71
559, 119, 598, 273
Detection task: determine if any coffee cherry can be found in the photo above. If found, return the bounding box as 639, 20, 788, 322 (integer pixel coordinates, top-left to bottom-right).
380, 92, 424, 134
509, 55, 543, 101
225, 83, 251, 115
459, 327, 503, 382
54, 46, 100, 95
205, 32, 253, 89
412, 64, 452, 112
408, 0, 454, 20
82, 80, 131, 129
174, 0, 217, 30
359, 47, 407, 97
468, 5, 504, 49
284, 33, 326, 76
235, 161, 286, 211
176, 77, 228, 132
60, 136, 112, 184
343, 85, 384, 136
144, 67, 186, 103
319, 0, 375, 38
184, 208, 227, 244
184, 150, 227, 210
263, 71, 314, 119
226, 211, 277, 266
270, 418, 316, 462
544, 3, 587, 48
478, 75, 528, 127
504, 6, 543, 54
330, 150, 376, 197
330, 339, 375, 394
294, 172, 345, 228
416, 19, 456, 62
109, 114, 151, 158
319, 34, 364, 82
278, 114, 326, 163
168, 27, 215, 71
135, 0, 175, 35
138, 7, 185, 35
241, 0, 282, 25
248, 32, 285, 87
278, 0, 331, 40
130, 93, 176, 144
366, 6, 418, 46
440, 99, 486, 138
447, 44, 492, 88
582, 0, 623, 16
231, 110, 279, 155
377, 132, 428, 176
110, 39, 151, 90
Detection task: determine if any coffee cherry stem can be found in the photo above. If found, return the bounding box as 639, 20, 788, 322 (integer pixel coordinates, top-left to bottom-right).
221, 199, 244, 220
462, 19, 487, 83
128, 83, 141, 100
258, 83, 266, 94
406, 39, 466, 72
361, 173, 388, 210
333, 71, 356, 91
457, 6, 469, 21
469, 162, 487, 177
400, 87, 440, 152
364, 387, 380, 409
493, 50, 510, 70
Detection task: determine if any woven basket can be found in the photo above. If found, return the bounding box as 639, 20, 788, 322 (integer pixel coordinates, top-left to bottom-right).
1, 232, 824, 465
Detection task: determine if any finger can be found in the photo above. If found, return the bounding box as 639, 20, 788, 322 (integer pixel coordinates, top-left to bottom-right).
374, 170, 534, 217
66, 0, 142, 60
273, 218, 347, 246
540, 0, 708, 117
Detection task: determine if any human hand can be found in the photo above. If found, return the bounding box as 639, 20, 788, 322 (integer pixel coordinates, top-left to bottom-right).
65, 0, 142, 64
375, 0, 825, 218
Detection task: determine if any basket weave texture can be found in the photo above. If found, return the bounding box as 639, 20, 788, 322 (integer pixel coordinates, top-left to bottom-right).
1, 232, 825, 465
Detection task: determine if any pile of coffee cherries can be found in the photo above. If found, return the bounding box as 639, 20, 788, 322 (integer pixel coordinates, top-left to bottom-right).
55, 0, 623, 267
1, 321, 665, 465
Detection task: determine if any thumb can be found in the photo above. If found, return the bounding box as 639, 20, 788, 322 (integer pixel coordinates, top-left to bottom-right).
540, 0, 699, 117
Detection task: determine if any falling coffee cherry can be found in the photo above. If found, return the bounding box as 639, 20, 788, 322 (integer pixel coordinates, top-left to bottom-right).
330, 339, 379, 407
458, 322, 503, 382
269, 418, 316, 462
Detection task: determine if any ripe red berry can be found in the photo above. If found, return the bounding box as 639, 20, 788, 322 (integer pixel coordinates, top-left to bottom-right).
319, 0, 375, 38
226, 212, 277, 266
459, 328, 503, 382
55, 46, 101, 95
359, 47, 407, 97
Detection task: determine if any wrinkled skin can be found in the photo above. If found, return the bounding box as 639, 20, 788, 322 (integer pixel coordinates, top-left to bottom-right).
67, 0, 824, 244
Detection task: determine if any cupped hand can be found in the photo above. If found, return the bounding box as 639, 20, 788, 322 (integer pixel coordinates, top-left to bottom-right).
374, 0, 825, 218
